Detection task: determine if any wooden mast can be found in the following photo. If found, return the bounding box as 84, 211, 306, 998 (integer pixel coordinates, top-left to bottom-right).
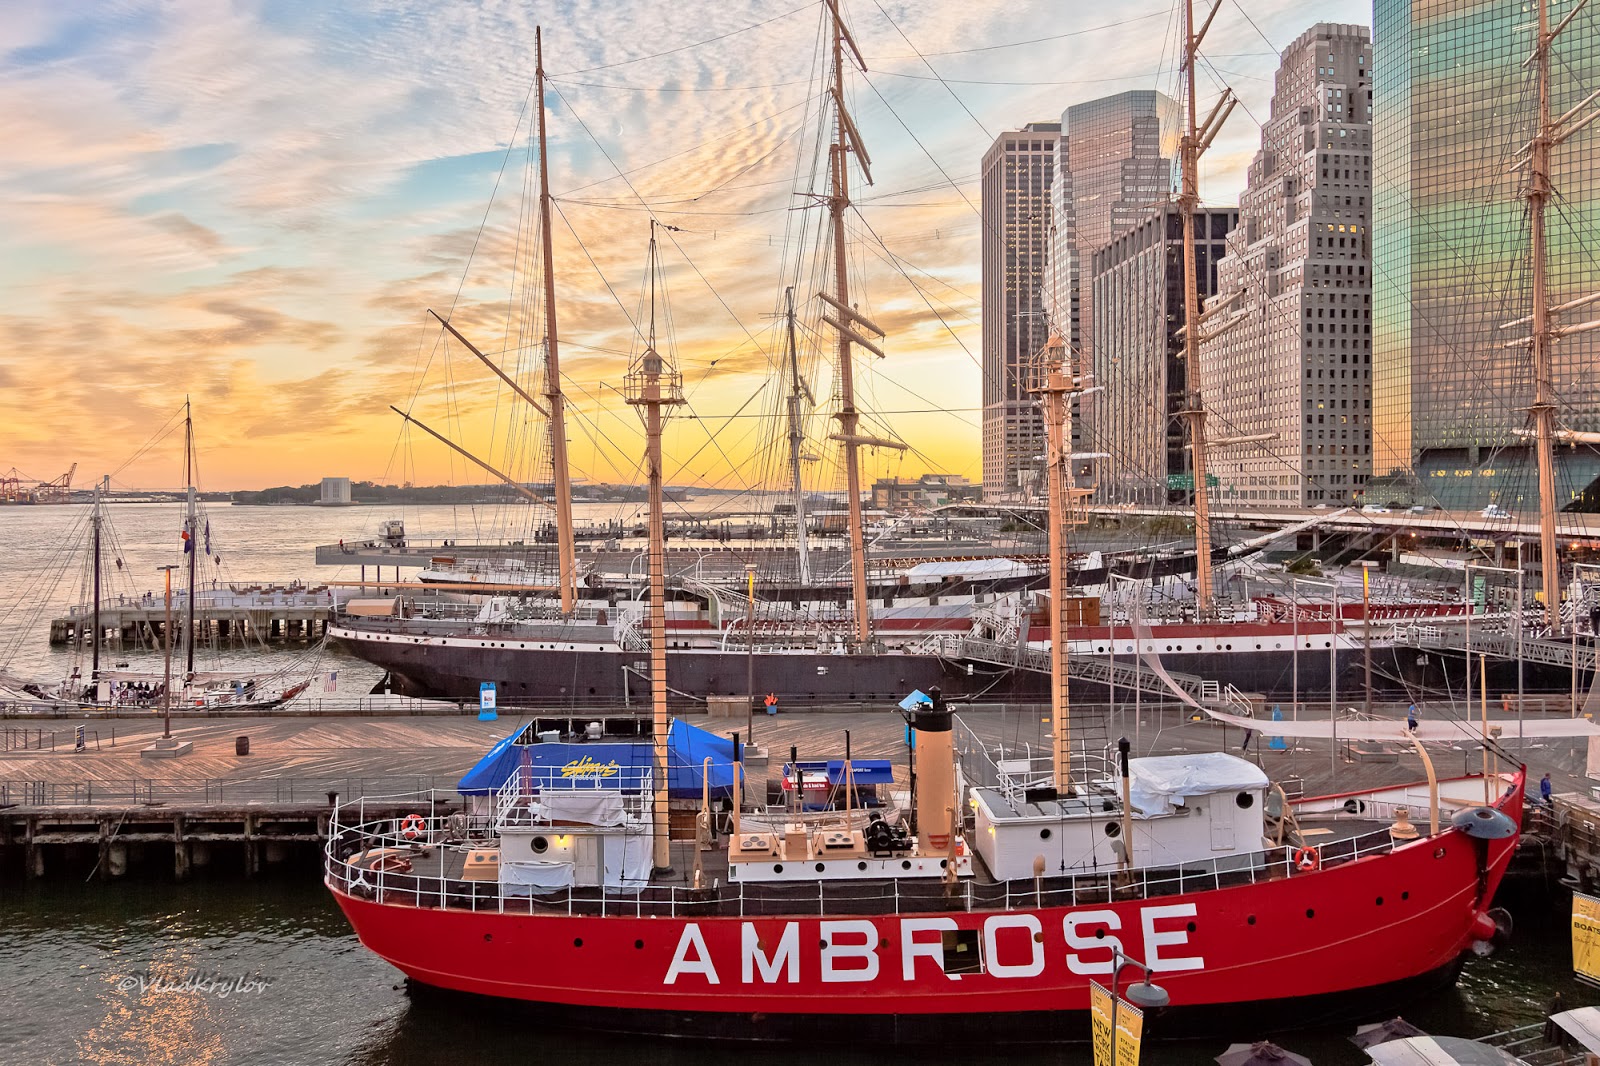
1037, 334, 1076, 792
91, 476, 102, 680
183, 398, 197, 679
783, 286, 813, 587
1509, 0, 1600, 627
1178, 0, 1217, 613
821, 0, 884, 646
535, 27, 579, 614
626, 221, 684, 873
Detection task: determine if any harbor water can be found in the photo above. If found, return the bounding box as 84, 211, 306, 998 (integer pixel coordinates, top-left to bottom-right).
0, 873, 1583, 1065
0, 502, 1591, 1063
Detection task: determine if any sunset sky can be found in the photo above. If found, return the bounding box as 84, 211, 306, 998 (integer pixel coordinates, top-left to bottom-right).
0, 0, 1366, 493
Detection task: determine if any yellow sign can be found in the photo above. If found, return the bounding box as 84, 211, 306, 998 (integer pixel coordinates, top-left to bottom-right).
1574, 891, 1600, 986
561, 756, 621, 779
1089, 980, 1144, 1066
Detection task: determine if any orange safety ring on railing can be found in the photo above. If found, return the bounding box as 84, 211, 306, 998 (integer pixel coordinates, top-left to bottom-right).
400, 813, 426, 840
1294, 845, 1320, 872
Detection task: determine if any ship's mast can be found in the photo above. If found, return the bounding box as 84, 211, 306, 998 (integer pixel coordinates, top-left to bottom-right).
1178, 0, 1218, 613
626, 221, 684, 874
1036, 334, 1078, 792
820, 0, 896, 645
536, 27, 579, 615
783, 286, 813, 586
91, 476, 102, 679
184, 399, 197, 679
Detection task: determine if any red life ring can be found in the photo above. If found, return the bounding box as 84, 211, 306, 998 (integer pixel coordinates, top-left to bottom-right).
1294, 846, 1320, 872
400, 813, 426, 840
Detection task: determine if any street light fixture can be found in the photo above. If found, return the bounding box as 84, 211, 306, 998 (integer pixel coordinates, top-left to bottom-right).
1106, 945, 1169, 1064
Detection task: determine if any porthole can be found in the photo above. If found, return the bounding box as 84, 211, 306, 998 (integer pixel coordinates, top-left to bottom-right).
574, 938, 583, 947
1401, 891, 1410, 900
1040, 828, 1053, 840
1104, 822, 1121, 838
1236, 792, 1255, 809
902, 860, 913, 870
1094, 928, 1106, 940
858, 861, 868, 871
774, 864, 784, 873
1246, 915, 1256, 926
1305, 909, 1315, 919
1186, 921, 1197, 933
532, 836, 549, 854
1375, 897, 1384, 906
815, 863, 826, 873
484, 933, 493, 942
634, 939, 644, 949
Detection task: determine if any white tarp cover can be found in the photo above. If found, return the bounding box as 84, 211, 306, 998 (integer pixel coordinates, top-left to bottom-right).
904, 558, 1031, 580
606, 834, 653, 892
1128, 753, 1267, 815
539, 790, 626, 827
1552, 1007, 1600, 1054
500, 861, 575, 895
1206, 708, 1600, 742
1364, 1036, 1525, 1065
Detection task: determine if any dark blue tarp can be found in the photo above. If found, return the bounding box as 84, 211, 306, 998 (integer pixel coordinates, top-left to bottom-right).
457, 719, 740, 798
786, 759, 895, 785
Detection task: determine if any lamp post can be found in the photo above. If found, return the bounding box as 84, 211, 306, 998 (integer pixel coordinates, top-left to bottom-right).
1466, 562, 1524, 751
744, 563, 758, 740
158, 564, 178, 740
1359, 560, 1379, 721
1108, 945, 1170, 1064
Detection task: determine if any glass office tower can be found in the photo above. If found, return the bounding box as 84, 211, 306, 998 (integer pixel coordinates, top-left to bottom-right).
1372, 0, 1600, 511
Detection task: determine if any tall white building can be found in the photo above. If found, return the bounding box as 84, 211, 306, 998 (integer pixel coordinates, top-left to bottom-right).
1199, 23, 1373, 508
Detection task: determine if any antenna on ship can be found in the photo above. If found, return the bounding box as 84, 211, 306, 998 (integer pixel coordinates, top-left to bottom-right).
626, 220, 685, 874
819, 0, 901, 645
536, 26, 580, 615
1507, 0, 1600, 629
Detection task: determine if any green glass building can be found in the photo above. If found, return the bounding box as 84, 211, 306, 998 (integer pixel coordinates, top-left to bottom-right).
1372, 0, 1600, 511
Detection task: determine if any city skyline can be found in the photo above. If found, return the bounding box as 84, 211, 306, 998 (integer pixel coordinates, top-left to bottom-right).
0, 0, 1367, 491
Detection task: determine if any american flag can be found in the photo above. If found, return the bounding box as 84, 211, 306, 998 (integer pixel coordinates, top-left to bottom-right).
323, 671, 338, 693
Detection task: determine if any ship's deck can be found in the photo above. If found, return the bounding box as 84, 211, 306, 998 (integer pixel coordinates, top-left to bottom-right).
330, 807, 1409, 920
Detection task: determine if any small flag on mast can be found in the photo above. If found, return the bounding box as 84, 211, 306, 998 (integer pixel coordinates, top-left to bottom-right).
180, 529, 193, 554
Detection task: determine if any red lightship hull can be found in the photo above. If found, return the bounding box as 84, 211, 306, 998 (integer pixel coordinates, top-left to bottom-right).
330, 778, 1521, 1044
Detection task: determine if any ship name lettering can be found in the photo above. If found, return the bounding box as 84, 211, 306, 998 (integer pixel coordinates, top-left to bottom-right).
1062, 909, 1123, 974
664, 923, 720, 985
742, 923, 800, 984
984, 913, 1045, 978
819, 920, 879, 983
1141, 903, 1203, 972
900, 916, 959, 981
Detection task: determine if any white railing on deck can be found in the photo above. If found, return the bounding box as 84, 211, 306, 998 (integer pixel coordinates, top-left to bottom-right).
326, 789, 1406, 920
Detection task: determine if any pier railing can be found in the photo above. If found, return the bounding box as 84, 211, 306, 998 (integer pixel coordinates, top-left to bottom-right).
325, 791, 1406, 920
0, 775, 447, 808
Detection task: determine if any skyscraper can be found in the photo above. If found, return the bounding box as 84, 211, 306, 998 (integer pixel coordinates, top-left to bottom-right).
1372, 0, 1600, 510
1200, 23, 1374, 508
1055, 91, 1180, 370
1091, 205, 1237, 504
981, 122, 1060, 498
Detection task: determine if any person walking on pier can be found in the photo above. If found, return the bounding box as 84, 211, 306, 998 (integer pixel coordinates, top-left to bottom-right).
1540, 773, 1553, 807
1407, 704, 1419, 733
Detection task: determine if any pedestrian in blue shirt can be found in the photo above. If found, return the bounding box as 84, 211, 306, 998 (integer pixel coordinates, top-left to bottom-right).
1407, 704, 1419, 733
1540, 773, 1553, 807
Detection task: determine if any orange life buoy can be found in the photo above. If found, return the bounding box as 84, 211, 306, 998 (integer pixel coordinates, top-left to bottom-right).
400, 813, 426, 840
1294, 846, 1320, 872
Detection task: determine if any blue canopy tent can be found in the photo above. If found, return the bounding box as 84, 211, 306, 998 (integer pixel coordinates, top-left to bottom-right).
457, 719, 740, 799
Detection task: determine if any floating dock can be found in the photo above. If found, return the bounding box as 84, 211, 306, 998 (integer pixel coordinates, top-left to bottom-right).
48, 584, 334, 647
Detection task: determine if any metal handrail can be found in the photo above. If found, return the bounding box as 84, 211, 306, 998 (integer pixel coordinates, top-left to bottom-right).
0, 775, 444, 808
324, 790, 1407, 920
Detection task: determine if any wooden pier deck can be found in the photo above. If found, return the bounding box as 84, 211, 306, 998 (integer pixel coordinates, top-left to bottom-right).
48, 584, 334, 647
0, 706, 1589, 882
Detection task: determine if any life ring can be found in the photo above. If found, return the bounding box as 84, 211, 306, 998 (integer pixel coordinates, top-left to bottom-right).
400, 813, 427, 840
1294, 846, 1320, 872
